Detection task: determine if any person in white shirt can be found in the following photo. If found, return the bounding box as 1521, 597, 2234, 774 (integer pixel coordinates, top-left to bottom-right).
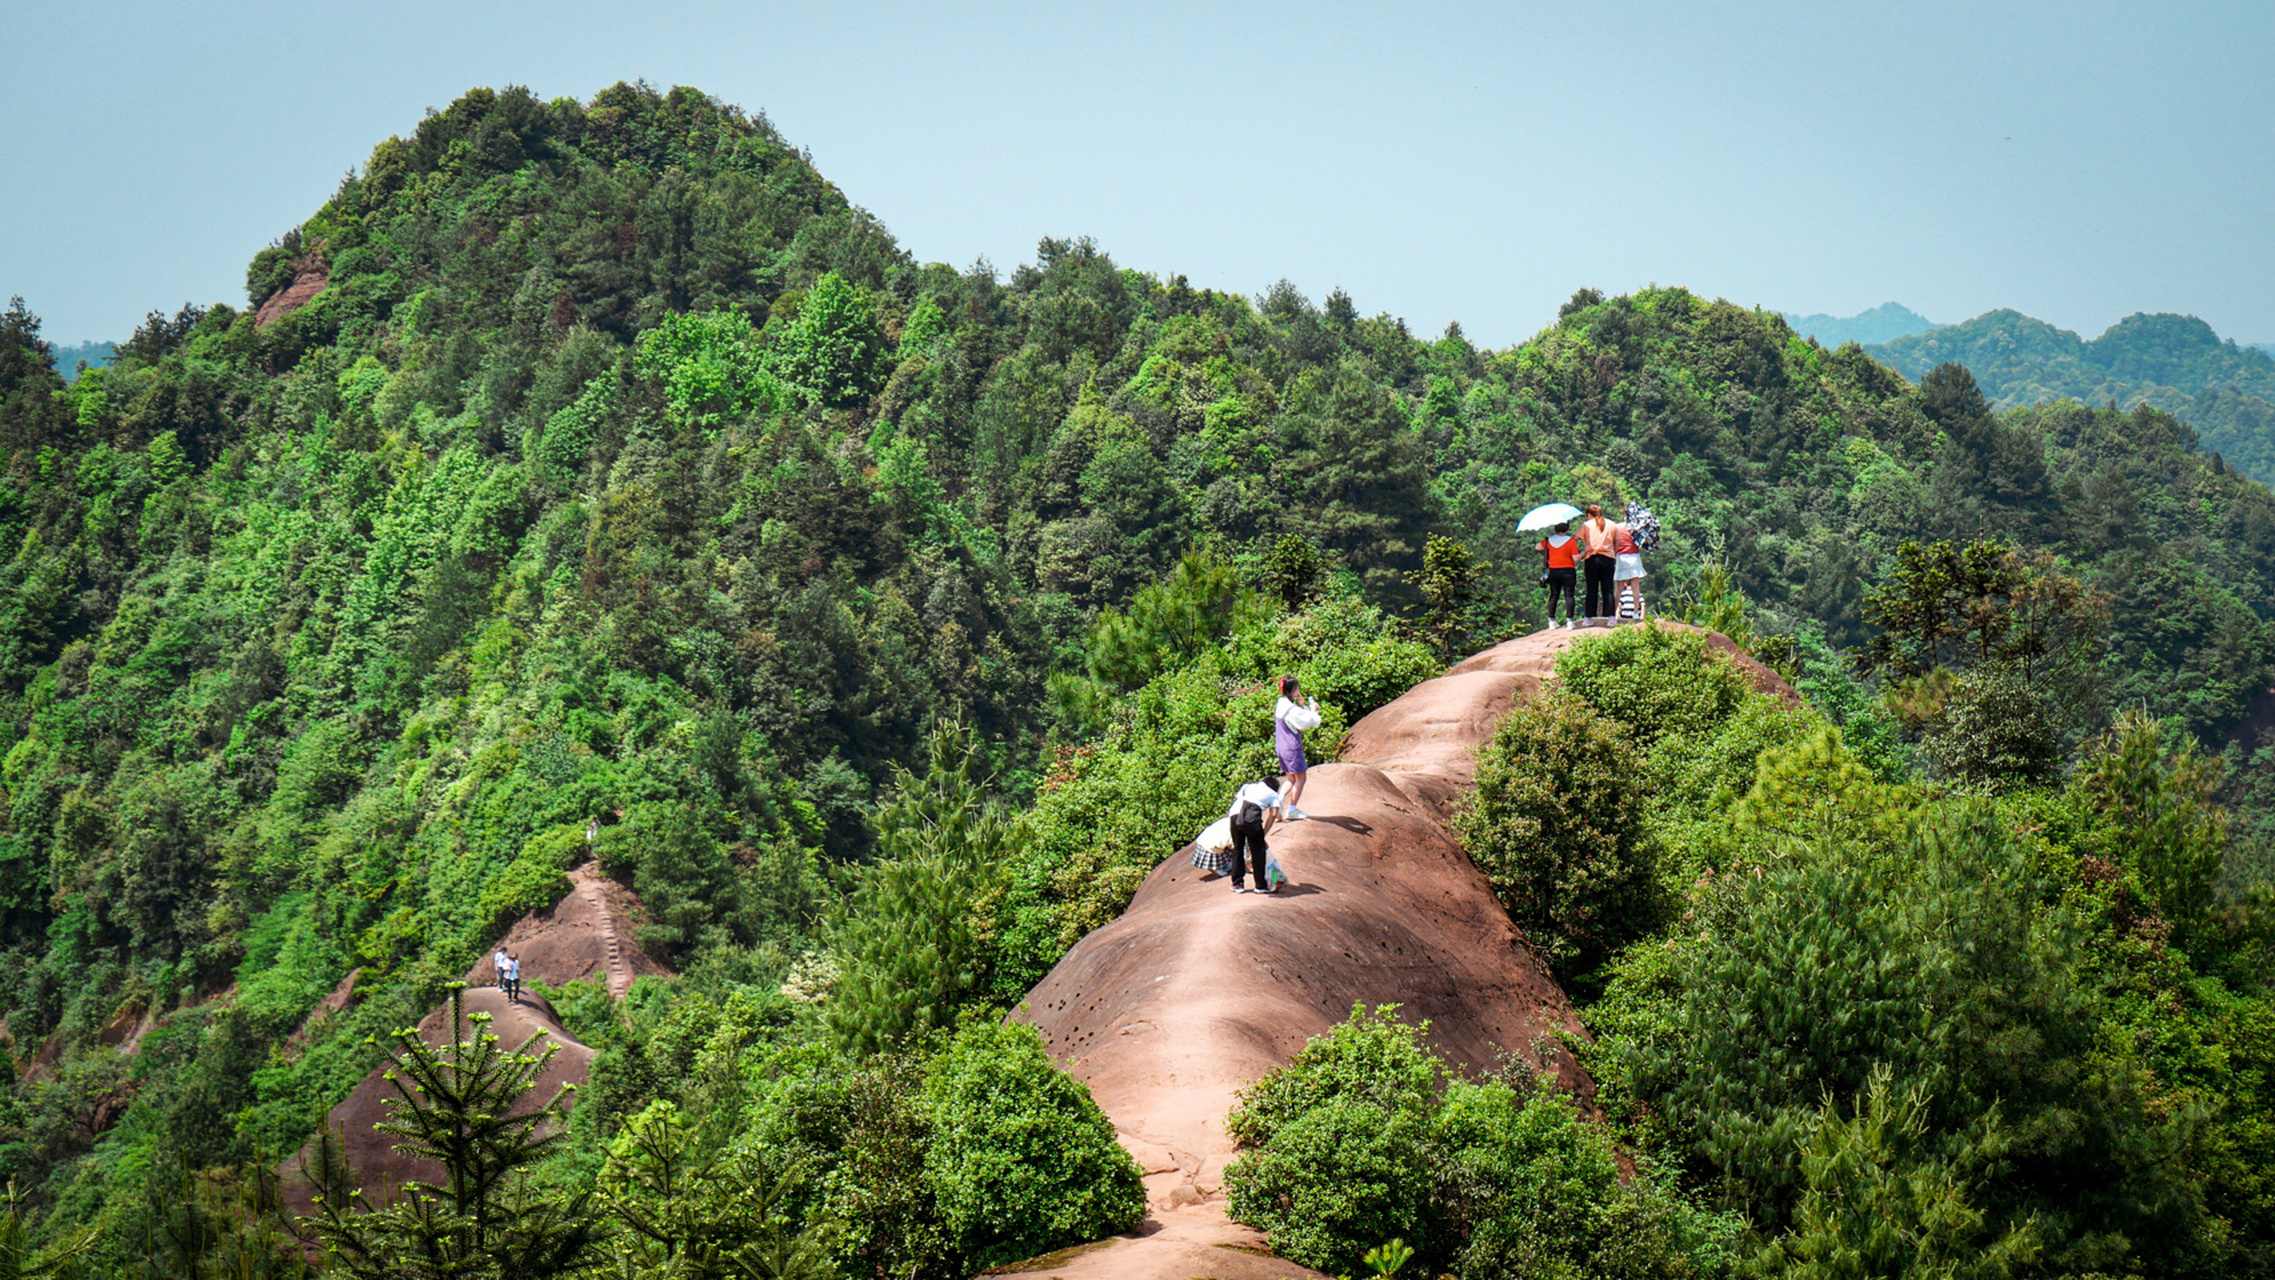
1225, 774, 1285, 894
500, 952, 521, 1004
493, 946, 510, 989
1274, 676, 1322, 820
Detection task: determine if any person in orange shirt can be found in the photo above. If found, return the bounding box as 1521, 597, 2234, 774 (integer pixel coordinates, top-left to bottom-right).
1537, 520, 1580, 629
1579, 504, 1620, 622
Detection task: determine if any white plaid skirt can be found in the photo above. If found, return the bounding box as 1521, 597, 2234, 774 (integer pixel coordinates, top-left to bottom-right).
1190, 843, 1231, 873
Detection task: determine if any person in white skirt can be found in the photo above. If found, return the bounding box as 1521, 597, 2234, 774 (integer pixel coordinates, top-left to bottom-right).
1613, 520, 1647, 621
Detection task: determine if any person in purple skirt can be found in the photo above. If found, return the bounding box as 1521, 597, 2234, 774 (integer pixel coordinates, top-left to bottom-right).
1274, 675, 1321, 820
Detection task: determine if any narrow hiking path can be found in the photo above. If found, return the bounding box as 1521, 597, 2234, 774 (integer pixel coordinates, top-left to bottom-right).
997, 623, 1795, 1280
572, 865, 637, 1000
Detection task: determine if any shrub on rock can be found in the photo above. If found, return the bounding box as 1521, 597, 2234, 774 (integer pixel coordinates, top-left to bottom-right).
920, 1019, 1145, 1270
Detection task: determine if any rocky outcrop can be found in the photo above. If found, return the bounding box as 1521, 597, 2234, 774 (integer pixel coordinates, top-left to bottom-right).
284, 863, 668, 1210
997, 623, 1792, 1280
253, 252, 327, 326
463, 862, 670, 999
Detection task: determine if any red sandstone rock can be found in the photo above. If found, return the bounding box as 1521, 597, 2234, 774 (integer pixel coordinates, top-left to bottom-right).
995, 623, 1793, 1280
283, 986, 591, 1215
464, 862, 671, 1000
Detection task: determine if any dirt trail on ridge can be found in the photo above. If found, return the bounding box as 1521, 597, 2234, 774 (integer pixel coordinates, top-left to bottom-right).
281, 862, 669, 1213
996, 623, 1792, 1280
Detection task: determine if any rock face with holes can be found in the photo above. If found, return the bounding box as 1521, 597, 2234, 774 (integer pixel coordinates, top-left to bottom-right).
996, 624, 1795, 1280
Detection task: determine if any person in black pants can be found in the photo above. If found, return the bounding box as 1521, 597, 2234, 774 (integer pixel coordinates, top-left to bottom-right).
1224, 774, 1284, 894
1579, 503, 1618, 622
1538, 521, 1579, 628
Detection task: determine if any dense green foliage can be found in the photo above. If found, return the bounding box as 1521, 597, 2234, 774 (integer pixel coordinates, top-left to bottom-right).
8, 79, 2275, 1276
1223, 1006, 1737, 1279
1453, 688, 1658, 978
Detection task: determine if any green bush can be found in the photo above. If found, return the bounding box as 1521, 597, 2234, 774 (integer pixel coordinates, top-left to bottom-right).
1225, 1007, 1725, 1280
1926, 663, 2058, 787
1454, 690, 1660, 978
749, 1044, 958, 1280
1227, 1004, 1444, 1148
1226, 1095, 1440, 1276
468, 824, 584, 949
1552, 624, 1755, 749
920, 1019, 1145, 1270
1439, 1079, 1727, 1280
1224, 1009, 1443, 1277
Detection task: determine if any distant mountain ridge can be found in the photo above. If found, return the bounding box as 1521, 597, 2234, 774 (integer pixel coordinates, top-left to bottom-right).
1868, 310, 2275, 483
47, 340, 111, 382
1781, 302, 1939, 347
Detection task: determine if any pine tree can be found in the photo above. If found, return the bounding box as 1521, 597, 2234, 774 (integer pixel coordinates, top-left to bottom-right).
0, 1180, 94, 1280
823, 726, 1028, 1055
596, 1101, 835, 1280
308, 986, 601, 1279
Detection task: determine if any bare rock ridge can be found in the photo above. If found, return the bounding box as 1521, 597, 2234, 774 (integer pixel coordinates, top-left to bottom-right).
281, 861, 669, 1212
999, 624, 1793, 1280
464, 862, 669, 1000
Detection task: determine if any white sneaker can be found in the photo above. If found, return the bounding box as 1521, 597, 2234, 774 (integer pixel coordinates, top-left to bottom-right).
1231, 883, 1247, 893
1284, 806, 1308, 821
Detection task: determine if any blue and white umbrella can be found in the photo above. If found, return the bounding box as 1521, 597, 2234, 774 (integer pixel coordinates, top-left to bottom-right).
1516, 502, 1583, 533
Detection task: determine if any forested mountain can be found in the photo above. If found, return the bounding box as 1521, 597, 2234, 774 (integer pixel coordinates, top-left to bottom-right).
5, 82, 2275, 1276
1778, 301, 1937, 347
1872, 308, 2275, 482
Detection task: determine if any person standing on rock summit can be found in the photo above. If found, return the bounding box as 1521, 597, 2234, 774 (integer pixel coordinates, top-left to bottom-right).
1225, 774, 1285, 894
1274, 676, 1321, 821
1579, 504, 1620, 623
500, 951, 521, 1004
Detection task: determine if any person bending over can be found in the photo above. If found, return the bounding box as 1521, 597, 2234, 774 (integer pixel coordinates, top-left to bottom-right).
1225, 773, 1285, 894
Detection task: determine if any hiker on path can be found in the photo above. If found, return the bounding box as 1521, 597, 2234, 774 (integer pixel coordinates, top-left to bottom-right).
493, 945, 510, 988
1225, 773, 1285, 895
1274, 677, 1320, 820
1538, 520, 1580, 629
1579, 504, 1620, 622
501, 952, 521, 1004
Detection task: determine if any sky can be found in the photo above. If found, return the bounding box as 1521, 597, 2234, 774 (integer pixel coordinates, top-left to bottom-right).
3, 0, 2271, 350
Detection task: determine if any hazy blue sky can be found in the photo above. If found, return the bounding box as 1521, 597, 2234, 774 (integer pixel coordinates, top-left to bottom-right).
4, 0, 2269, 349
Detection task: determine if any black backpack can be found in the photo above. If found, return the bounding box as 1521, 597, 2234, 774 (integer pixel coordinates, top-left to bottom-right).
1237, 797, 1265, 827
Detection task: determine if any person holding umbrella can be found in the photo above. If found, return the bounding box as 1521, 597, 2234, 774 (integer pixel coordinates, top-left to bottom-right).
1538, 521, 1579, 628
1518, 502, 1584, 629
